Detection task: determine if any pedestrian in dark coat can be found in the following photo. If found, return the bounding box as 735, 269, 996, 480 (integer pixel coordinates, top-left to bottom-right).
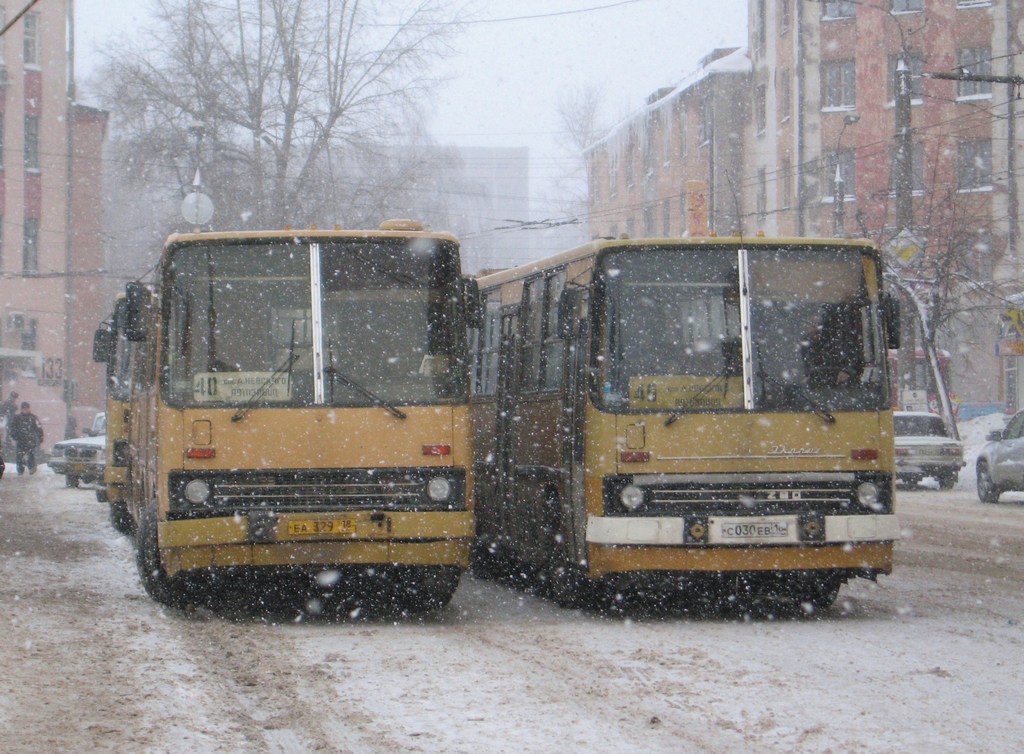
9, 402, 43, 475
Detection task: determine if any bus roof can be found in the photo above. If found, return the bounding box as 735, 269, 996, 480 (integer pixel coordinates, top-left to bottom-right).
475, 235, 878, 289
163, 226, 460, 249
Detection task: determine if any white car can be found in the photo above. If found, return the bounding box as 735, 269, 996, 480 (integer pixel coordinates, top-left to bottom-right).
48, 434, 106, 488
893, 411, 964, 490
976, 410, 1024, 503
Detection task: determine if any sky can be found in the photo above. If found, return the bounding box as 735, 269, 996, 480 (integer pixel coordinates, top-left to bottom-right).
74, 0, 748, 212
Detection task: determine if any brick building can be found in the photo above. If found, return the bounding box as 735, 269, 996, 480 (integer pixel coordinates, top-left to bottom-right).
584, 0, 1021, 409
0, 1, 109, 449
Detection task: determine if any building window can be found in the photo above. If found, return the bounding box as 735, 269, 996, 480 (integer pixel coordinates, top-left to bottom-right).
780, 69, 791, 121
662, 199, 671, 237
0, 215, 4, 270
643, 204, 656, 236
698, 96, 711, 145
643, 112, 658, 177
822, 60, 856, 110
24, 115, 40, 170
676, 100, 688, 157
23, 217, 39, 274
822, 149, 855, 200
757, 168, 767, 221
755, 0, 766, 56
889, 52, 925, 101
966, 231, 994, 282
609, 154, 618, 197
780, 0, 791, 33
780, 157, 792, 209
23, 11, 40, 67
22, 318, 37, 351
957, 48, 992, 99
823, 0, 855, 19
891, 0, 923, 12
661, 110, 672, 163
679, 194, 688, 236
755, 84, 767, 135
958, 139, 992, 190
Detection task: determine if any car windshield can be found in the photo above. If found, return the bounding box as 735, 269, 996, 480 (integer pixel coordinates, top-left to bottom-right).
895, 414, 949, 437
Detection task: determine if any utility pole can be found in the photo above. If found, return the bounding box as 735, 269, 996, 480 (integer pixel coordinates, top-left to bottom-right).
894, 58, 914, 233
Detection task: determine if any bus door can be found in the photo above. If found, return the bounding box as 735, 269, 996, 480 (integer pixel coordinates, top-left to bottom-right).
494, 307, 521, 538
560, 291, 588, 558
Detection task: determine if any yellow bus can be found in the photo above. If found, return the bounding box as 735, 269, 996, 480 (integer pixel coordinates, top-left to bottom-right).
93, 295, 135, 534
470, 236, 900, 612
121, 222, 478, 611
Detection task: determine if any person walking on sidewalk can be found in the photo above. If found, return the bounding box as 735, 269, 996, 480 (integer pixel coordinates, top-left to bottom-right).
9, 402, 43, 475
1, 390, 18, 457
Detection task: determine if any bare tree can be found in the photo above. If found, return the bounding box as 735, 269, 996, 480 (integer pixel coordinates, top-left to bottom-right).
96, 0, 463, 229
554, 85, 606, 210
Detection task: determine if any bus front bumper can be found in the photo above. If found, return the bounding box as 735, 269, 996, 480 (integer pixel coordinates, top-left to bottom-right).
585, 513, 899, 577
158, 510, 474, 576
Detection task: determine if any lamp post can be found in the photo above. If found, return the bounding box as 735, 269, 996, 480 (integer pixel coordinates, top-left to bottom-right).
832, 113, 860, 237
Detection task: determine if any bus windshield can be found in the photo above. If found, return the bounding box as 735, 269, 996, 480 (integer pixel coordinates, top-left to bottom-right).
594, 244, 889, 414
163, 238, 467, 408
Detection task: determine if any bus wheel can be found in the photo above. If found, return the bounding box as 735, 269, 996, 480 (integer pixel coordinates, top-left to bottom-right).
540, 497, 595, 609
109, 500, 134, 536
395, 566, 461, 614
977, 462, 1001, 504
65, 474, 79, 488
136, 502, 186, 607
796, 576, 841, 614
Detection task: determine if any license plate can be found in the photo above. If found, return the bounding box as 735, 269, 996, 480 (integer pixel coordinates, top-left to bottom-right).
708, 515, 800, 545
286, 518, 357, 536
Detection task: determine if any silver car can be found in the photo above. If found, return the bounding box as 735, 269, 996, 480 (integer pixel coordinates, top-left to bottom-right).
894, 411, 964, 490
976, 411, 1024, 503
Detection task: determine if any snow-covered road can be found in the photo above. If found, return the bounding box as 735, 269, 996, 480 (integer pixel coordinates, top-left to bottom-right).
1, 469, 1021, 753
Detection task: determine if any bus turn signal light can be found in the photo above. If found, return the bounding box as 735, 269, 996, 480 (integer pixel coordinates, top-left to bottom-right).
186, 447, 216, 459
620, 451, 651, 463
422, 444, 451, 456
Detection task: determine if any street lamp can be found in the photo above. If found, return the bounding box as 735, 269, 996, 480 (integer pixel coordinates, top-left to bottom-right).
833, 113, 860, 236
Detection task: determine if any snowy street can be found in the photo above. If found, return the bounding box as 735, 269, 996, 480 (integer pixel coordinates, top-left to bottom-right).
1, 469, 1022, 753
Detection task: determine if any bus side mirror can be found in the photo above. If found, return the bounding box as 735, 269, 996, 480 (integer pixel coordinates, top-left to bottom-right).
124, 282, 151, 342
462, 278, 483, 329
92, 326, 115, 363
883, 294, 901, 350
558, 287, 583, 339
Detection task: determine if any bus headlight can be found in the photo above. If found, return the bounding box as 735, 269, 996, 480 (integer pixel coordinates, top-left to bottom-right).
184, 479, 212, 505
856, 482, 879, 509
427, 477, 452, 502
620, 484, 645, 511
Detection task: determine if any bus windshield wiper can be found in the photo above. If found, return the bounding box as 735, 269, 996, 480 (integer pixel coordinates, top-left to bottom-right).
231, 322, 300, 423
325, 339, 406, 419
758, 368, 836, 425
664, 370, 733, 426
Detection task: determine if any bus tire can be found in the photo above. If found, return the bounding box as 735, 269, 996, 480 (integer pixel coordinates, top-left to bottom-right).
540, 495, 595, 609
109, 500, 134, 536
136, 502, 186, 607
976, 461, 1000, 504
395, 566, 461, 613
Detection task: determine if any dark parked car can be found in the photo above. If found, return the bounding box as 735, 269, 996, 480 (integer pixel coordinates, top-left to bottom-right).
893, 411, 964, 490
976, 410, 1024, 503
48, 434, 106, 488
